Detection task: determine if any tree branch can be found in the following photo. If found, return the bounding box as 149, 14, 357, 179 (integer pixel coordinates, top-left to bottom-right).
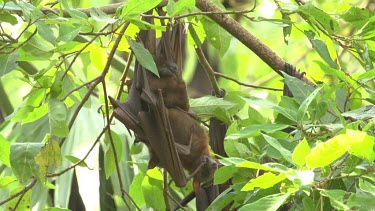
195, 0, 315, 87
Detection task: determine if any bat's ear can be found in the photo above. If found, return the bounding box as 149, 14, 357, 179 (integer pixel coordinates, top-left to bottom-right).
193, 178, 201, 195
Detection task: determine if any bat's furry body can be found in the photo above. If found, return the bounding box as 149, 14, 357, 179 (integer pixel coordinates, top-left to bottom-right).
110, 24, 217, 189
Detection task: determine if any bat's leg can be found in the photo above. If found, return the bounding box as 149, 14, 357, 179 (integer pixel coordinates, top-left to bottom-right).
163, 169, 171, 211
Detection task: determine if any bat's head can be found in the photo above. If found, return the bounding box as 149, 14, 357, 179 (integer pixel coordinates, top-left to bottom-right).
193, 156, 218, 194
158, 62, 179, 80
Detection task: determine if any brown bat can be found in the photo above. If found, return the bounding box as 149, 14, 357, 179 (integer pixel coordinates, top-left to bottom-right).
110, 24, 217, 191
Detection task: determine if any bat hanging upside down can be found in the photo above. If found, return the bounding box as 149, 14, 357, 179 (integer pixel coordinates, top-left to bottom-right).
109, 24, 217, 192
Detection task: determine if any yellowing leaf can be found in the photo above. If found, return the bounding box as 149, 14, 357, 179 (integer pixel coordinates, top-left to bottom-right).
306, 129, 375, 169
346, 130, 375, 162
34, 140, 62, 182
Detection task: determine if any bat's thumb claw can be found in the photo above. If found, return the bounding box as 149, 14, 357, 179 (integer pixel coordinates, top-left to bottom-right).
108, 96, 120, 108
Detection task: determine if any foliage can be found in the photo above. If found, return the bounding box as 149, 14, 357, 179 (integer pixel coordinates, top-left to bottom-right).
0, 0, 374, 210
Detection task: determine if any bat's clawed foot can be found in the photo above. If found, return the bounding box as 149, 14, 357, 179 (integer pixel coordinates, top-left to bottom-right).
211, 88, 226, 98
195, 156, 218, 182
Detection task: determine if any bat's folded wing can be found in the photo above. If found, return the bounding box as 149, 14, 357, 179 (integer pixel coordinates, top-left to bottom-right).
139, 89, 187, 187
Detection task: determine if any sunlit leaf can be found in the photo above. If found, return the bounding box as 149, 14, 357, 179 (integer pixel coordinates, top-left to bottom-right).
201, 17, 231, 56
0, 135, 11, 167
122, 0, 162, 19
306, 129, 375, 169
130, 172, 146, 207
292, 138, 311, 167
242, 172, 286, 191
141, 168, 165, 210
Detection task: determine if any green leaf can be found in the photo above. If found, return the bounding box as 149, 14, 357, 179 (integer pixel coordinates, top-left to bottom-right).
34, 139, 62, 183
282, 13, 292, 44
141, 168, 165, 210
238, 193, 290, 211
0, 52, 19, 77
307, 36, 338, 69
341, 7, 374, 29
21, 32, 54, 59
48, 98, 69, 137
167, 0, 195, 17
321, 189, 375, 210
236, 161, 274, 171
0, 135, 11, 167
5, 186, 32, 210
292, 138, 310, 167
64, 155, 88, 168
122, 0, 162, 19
282, 72, 316, 104
262, 134, 293, 164
0, 11, 18, 25
299, 2, 340, 34
241, 172, 286, 191
90, 7, 117, 23
104, 131, 123, 179
297, 86, 322, 121
359, 177, 375, 196
214, 165, 238, 184
35, 21, 56, 45
242, 96, 298, 122
130, 172, 146, 207
130, 142, 143, 155
126, 36, 159, 77
60, 0, 88, 20
342, 105, 375, 120
0, 176, 17, 188
90, 46, 107, 71
201, 17, 231, 56
10, 143, 44, 184
190, 95, 236, 116
226, 124, 289, 140
58, 24, 83, 43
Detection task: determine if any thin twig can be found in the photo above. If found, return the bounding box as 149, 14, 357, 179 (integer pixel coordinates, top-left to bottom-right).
214, 72, 283, 91
163, 170, 171, 211
167, 191, 188, 211
115, 52, 134, 100
61, 23, 112, 79
61, 76, 101, 100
